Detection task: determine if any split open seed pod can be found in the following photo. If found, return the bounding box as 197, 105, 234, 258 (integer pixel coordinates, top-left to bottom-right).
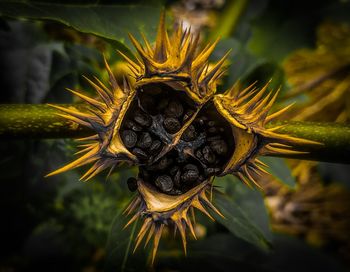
47, 12, 318, 264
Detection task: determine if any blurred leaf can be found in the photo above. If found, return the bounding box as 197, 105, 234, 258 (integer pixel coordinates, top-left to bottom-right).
211, 38, 260, 89
211, 188, 272, 251
247, 1, 318, 62
260, 157, 296, 188
283, 21, 350, 122
105, 208, 148, 272
0, 1, 161, 51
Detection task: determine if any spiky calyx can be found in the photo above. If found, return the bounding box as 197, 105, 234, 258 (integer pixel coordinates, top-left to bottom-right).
47, 12, 319, 264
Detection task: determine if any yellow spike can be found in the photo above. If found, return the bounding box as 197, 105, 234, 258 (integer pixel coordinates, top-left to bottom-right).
45, 145, 100, 177
243, 165, 262, 189
237, 172, 253, 189
144, 223, 156, 248
265, 145, 308, 155
193, 37, 220, 71
74, 144, 95, 155
255, 158, 268, 168
124, 212, 140, 229
66, 88, 106, 112
154, 11, 168, 62
123, 197, 141, 216
239, 81, 270, 110
83, 76, 112, 105
265, 103, 295, 123
93, 76, 114, 101
184, 215, 196, 239
80, 160, 109, 181
103, 55, 119, 90
56, 113, 91, 128
76, 134, 99, 142
200, 50, 231, 85
128, 33, 155, 69
200, 191, 224, 218
192, 197, 215, 221
175, 220, 187, 255
140, 32, 153, 54
151, 224, 164, 265
133, 218, 152, 253
117, 49, 141, 73
263, 87, 282, 114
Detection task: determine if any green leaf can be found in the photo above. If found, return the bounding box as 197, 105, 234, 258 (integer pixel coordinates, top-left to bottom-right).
260, 157, 296, 188
0, 1, 161, 50
211, 180, 272, 251
105, 207, 148, 272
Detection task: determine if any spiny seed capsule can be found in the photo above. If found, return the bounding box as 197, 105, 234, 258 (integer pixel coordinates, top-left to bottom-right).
122, 130, 138, 148
182, 125, 197, 142
210, 140, 228, 155
127, 177, 138, 192
134, 110, 152, 127
163, 117, 181, 134
125, 119, 143, 132
164, 100, 183, 118
155, 175, 173, 193
137, 132, 153, 149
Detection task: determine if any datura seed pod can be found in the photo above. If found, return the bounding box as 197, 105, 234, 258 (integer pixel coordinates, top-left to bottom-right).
47, 13, 317, 263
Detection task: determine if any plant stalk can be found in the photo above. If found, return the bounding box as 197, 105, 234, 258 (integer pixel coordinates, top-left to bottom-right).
0, 104, 349, 163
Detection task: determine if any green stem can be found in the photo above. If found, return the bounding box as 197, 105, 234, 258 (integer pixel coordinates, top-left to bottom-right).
0, 104, 349, 163
209, 0, 249, 40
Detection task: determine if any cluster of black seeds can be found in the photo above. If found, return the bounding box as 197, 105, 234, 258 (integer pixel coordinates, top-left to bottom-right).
122, 83, 233, 195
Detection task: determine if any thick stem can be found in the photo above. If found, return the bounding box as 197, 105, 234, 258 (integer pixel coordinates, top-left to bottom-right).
0, 104, 349, 163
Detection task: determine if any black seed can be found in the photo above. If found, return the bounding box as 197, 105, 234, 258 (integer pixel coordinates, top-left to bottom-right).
182, 125, 197, 141
210, 140, 228, 156
183, 164, 198, 172
202, 146, 216, 164
137, 132, 152, 149
132, 148, 148, 160
125, 119, 143, 132
158, 156, 173, 170
208, 127, 217, 134
134, 110, 152, 127
163, 117, 181, 134
204, 167, 221, 177
149, 140, 162, 155
164, 100, 183, 118
155, 175, 173, 192
121, 130, 138, 148
182, 169, 199, 183
170, 166, 180, 176
207, 135, 222, 142
127, 177, 138, 192
208, 120, 216, 127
